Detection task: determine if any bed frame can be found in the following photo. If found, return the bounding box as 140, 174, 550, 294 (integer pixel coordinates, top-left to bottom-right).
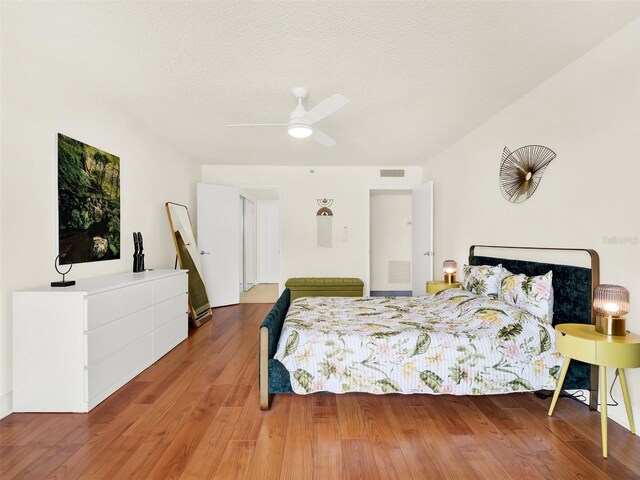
259, 245, 600, 410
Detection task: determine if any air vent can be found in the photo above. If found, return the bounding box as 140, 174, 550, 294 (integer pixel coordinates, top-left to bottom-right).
380, 169, 405, 178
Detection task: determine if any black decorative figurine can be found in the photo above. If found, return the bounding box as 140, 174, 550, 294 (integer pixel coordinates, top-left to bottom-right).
137, 232, 145, 272
133, 232, 145, 272
51, 254, 76, 287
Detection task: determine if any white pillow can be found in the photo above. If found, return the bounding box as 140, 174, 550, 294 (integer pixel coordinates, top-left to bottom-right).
499, 270, 554, 323
461, 264, 505, 299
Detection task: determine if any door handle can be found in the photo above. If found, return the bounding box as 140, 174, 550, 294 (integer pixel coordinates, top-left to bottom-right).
200, 250, 210, 255
423, 252, 434, 256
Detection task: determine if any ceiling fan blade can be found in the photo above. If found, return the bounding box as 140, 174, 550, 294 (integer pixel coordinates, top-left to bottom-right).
303, 94, 348, 125
224, 123, 287, 127
311, 128, 336, 147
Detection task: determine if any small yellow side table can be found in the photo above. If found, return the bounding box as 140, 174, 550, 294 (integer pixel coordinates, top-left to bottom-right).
548, 323, 640, 458
426, 281, 460, 294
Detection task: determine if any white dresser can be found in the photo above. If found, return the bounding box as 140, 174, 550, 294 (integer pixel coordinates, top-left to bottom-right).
13, 269, 189, 412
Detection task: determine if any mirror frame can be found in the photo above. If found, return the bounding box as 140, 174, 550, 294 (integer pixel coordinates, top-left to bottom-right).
165, 202, 213, 327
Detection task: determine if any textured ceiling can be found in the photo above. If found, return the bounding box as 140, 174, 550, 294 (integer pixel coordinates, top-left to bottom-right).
3, 1, 640, 166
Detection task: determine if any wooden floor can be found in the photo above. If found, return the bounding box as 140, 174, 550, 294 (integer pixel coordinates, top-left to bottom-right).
2, 303, 640, 479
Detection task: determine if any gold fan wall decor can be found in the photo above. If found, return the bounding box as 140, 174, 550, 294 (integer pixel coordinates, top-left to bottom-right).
499, 145, 556, 203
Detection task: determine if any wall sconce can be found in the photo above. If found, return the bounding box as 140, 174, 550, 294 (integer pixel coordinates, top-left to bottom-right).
443, 260, 457, 284
593, 284, 630, 336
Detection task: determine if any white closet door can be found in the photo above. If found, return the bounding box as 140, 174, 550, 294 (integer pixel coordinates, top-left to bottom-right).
197, 183, 240, 307
257, 201, 281, 284
244, 199, 256, 290
412, 182, 434, 296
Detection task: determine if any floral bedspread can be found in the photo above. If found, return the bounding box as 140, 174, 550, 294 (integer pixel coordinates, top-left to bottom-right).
274, 288, 563, 395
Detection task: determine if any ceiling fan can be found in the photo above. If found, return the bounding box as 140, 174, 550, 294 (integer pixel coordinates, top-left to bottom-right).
224, 87, 349, 147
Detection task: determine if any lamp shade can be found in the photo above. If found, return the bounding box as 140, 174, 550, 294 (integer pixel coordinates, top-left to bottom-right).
593, 284, 630, 316
443, 260, 457, 274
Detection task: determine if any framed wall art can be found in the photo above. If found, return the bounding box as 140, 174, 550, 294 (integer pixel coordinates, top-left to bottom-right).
57, 133, 120, 264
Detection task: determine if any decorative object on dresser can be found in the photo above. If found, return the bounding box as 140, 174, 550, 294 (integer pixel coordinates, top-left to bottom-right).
133, 232, 146, 273
51, 254, 75, 287
499, 145, 556, 203
593, 284, 629, 336
13, 270, 188, 412
165, 202, 212, 327
57, 133, 121, 264
443, 259, 457, 283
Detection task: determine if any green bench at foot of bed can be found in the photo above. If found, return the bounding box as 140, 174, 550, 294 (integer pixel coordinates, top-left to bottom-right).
285, 277, 364, 301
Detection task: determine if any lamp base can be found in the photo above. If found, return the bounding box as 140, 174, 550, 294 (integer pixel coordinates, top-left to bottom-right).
444, 273, 457, 284
595, 314, 626, 336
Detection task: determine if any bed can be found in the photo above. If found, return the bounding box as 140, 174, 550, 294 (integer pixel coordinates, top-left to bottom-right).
259, 245, 600, 410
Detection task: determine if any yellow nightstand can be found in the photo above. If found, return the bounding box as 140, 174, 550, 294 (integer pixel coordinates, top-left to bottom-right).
548, 323, 640, 458
426, 280, 460, 294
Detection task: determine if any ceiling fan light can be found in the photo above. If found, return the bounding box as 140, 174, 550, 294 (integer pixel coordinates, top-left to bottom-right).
288, 123, 313, 139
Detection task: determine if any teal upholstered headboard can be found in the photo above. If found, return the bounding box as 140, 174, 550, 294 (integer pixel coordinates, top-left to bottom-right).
469, 245, 600, 408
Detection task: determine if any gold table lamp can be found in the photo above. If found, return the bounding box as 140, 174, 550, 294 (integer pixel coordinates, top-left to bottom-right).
594, 284, 629, 336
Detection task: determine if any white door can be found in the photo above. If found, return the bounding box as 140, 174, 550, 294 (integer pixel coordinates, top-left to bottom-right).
412, 182, 434, 295
197, 183, 240, 307
257, 201, 281, 283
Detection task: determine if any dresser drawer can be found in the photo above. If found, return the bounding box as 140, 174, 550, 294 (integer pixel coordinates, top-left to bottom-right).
86, 307, 153, 366
87, 283, 153, 330
154, 294, 188, 329
153, 315, 187, 361
153, 273, 188, 304
86, 333, 152, 402
556, 329, 596, 364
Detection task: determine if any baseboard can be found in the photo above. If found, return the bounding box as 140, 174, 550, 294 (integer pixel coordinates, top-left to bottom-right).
369, 290, 412, 297
0, 391, 12, 419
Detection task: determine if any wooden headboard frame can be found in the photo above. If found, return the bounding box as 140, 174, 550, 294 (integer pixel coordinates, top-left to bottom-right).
469, 244, 600, 410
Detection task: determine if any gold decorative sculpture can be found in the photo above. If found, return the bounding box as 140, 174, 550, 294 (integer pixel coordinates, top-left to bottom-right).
499, 145, 556, 203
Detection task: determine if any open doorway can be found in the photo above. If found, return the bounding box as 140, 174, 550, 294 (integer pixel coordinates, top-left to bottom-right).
368, 183, 433, 297
369, 190, 413, 296
239, 188, 280, 304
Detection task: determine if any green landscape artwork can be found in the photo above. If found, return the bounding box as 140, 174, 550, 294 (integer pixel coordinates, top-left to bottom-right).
58, 133, 120, 265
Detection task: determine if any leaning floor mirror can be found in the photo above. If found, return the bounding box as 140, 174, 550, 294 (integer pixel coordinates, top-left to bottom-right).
165, 202, 213, 327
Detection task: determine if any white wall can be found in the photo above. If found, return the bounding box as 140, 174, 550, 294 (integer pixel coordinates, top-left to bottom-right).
0, 73, 200, 417
370, 191, 413, 292
423, 19, 640, 429
202, 166, 423, 294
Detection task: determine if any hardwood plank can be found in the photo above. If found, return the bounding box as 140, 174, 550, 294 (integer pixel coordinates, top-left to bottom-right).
211, 440, 255, 480
381, 398, 447, 479
144, 384, 231, 479
178, 407, 243, 479
360, 398, 413, 479
312, 397, 345, 480
341, 439, 380, 480
43, 404, 149, 479
243, 395, 290, 480
223, 384, 252, 408
411, 405, 479, 479
336, 394, 367, 439
279, 396, 314, 480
